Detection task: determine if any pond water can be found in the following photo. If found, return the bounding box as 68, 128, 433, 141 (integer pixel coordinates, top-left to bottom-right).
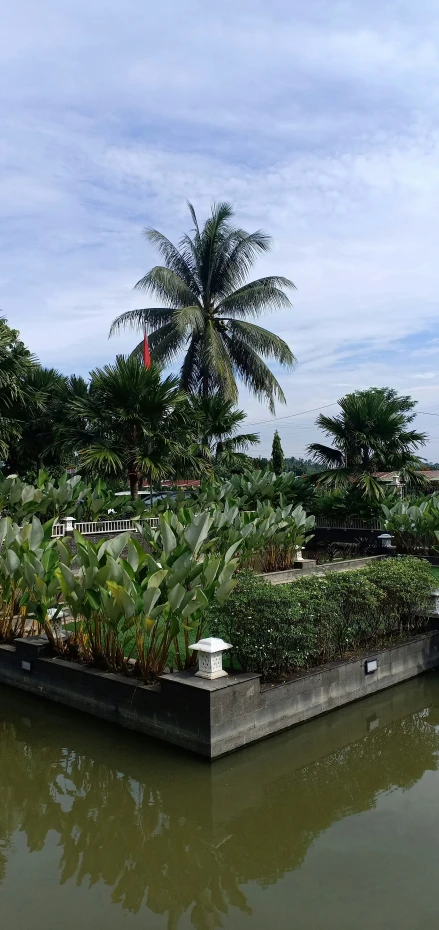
2, 675, 439, 929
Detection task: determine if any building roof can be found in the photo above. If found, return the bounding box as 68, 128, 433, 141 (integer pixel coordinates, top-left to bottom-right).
374, 470, 439, 482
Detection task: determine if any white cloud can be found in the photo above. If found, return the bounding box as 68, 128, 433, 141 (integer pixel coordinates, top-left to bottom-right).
1, 0, 439, 457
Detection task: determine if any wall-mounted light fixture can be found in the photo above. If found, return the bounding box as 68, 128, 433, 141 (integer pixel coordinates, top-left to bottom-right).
365, 659, 378, 675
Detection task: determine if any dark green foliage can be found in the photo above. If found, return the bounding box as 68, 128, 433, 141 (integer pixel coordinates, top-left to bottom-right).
190, 394, 259, 477
284, 456, 326, 475
364, 557, 433, 628
62, 356, 205, 499
208, 572, 317, 680
308, 387, 428, 496
271, 430, 284, 477
208, 559, 434, 680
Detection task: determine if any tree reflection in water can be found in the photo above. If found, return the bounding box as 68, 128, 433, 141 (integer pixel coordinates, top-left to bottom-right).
1, 677, 439, 930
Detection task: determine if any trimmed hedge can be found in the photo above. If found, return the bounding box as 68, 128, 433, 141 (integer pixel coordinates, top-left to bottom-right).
208, 558, 435, 681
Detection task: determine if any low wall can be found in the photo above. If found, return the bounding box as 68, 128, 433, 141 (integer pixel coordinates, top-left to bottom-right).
1, 631, 439, 759
261, 554, 386, 585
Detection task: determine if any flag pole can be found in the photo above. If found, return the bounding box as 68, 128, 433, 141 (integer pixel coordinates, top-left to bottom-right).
143, 323, 151, 369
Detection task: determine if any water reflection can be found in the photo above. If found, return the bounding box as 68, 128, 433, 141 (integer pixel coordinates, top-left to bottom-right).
1, 676, 439, 929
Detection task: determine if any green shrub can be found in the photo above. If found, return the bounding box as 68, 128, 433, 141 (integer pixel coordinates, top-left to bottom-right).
207, 572, 317, 681
364, 556, 433, 630
208, 559, 435, 681
291, 572, 383, 660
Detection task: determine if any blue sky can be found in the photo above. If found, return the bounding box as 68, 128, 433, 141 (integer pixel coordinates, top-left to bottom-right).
2, 0, 439, 458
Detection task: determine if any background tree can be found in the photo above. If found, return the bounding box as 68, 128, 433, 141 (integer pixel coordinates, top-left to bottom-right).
6, 368, 91, 479
0, 318, 37, 461
271, 430, 284, 476
190, 394, 259, 476
110, 202, 296, 413
62, 356, 203, 500
307, 387, 427, 496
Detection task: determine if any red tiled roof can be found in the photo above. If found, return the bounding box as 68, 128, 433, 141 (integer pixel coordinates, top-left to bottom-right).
374, 470, 439, 481
161, 479, 201, 488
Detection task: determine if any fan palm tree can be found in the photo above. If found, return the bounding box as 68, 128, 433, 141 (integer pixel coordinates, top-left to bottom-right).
109, 202, 296, 413
191, 394, 259, 469
0, 317, 37, 460
307, 388, 428, 496
62, 356, 202, 500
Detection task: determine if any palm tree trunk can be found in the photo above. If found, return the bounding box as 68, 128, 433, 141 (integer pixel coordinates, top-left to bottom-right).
129, 471, 139, 500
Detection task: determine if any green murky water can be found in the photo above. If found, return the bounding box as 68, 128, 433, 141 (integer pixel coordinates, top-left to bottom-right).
2, 675, 439, 929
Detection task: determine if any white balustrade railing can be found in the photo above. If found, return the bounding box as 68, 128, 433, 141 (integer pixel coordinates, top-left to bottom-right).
51, 516, 160, 538
52, 522, 67, 537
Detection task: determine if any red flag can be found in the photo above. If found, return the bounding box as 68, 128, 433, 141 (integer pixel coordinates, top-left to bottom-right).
143, 331, 151, 368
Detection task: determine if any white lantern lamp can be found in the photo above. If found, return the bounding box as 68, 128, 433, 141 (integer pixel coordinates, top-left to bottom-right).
189, 637, 232, 680
378, 533, 393, 549
63, 515, 76, 534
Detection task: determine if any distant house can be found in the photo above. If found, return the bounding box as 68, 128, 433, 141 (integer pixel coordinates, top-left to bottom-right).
374, 470, 439, 494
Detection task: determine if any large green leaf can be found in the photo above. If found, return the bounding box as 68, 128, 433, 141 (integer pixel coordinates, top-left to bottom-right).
59, 563, 77, 592
98, 531, 131, 561
159, 518, 177, 557
22, 555, 36, 587
168, 583, 186, 610
143, 586, 161, 615
184, 512, 212, 556
216, 577, 237, 603
127, 538, 139, 572
148, 569, 168, 589
5, 549, 20, 575
29, 517, 44, 552
106, 581, 136, 620
0, 517, 9, 549
195, 589, 209, 609
56, 539, 72, 566
203, 556, 221, 586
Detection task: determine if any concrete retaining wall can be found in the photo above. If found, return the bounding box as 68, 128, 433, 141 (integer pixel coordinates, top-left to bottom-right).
261, 554, 387, 585
1, 631, 439, 759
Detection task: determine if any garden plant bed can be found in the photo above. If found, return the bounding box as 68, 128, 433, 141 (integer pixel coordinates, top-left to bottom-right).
1, 630, 439, 759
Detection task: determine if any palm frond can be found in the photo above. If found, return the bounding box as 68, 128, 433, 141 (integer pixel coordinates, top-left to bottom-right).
224, 333, 286, 414
217, 276, 294, 317
143, 229, 199, 291
109, 307, 175, 337
200, 324, 237, 401
225, 320, 296, 367
130, 323, 186, 367
211, 231, 275, 299
307, 443, 345, 467
135, 266, 199, 309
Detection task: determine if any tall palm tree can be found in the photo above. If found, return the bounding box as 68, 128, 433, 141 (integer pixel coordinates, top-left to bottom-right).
307, 387, 428, 496
191, 394, 259, 466
110, 202, 296, 413
62, 356, 202, 499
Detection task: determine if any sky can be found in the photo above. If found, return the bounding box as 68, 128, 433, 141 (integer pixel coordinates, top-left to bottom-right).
1, 0, 439, 459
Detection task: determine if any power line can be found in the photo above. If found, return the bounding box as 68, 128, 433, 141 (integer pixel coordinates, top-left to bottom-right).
247, 402, 337, 427
248, 404, 439, 430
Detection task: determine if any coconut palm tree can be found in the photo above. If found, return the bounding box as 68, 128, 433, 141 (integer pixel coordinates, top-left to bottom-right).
191, 394, 259, 472
307, 387, 428, 496
63, 356, 202, 500
109, 202, 296, 413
